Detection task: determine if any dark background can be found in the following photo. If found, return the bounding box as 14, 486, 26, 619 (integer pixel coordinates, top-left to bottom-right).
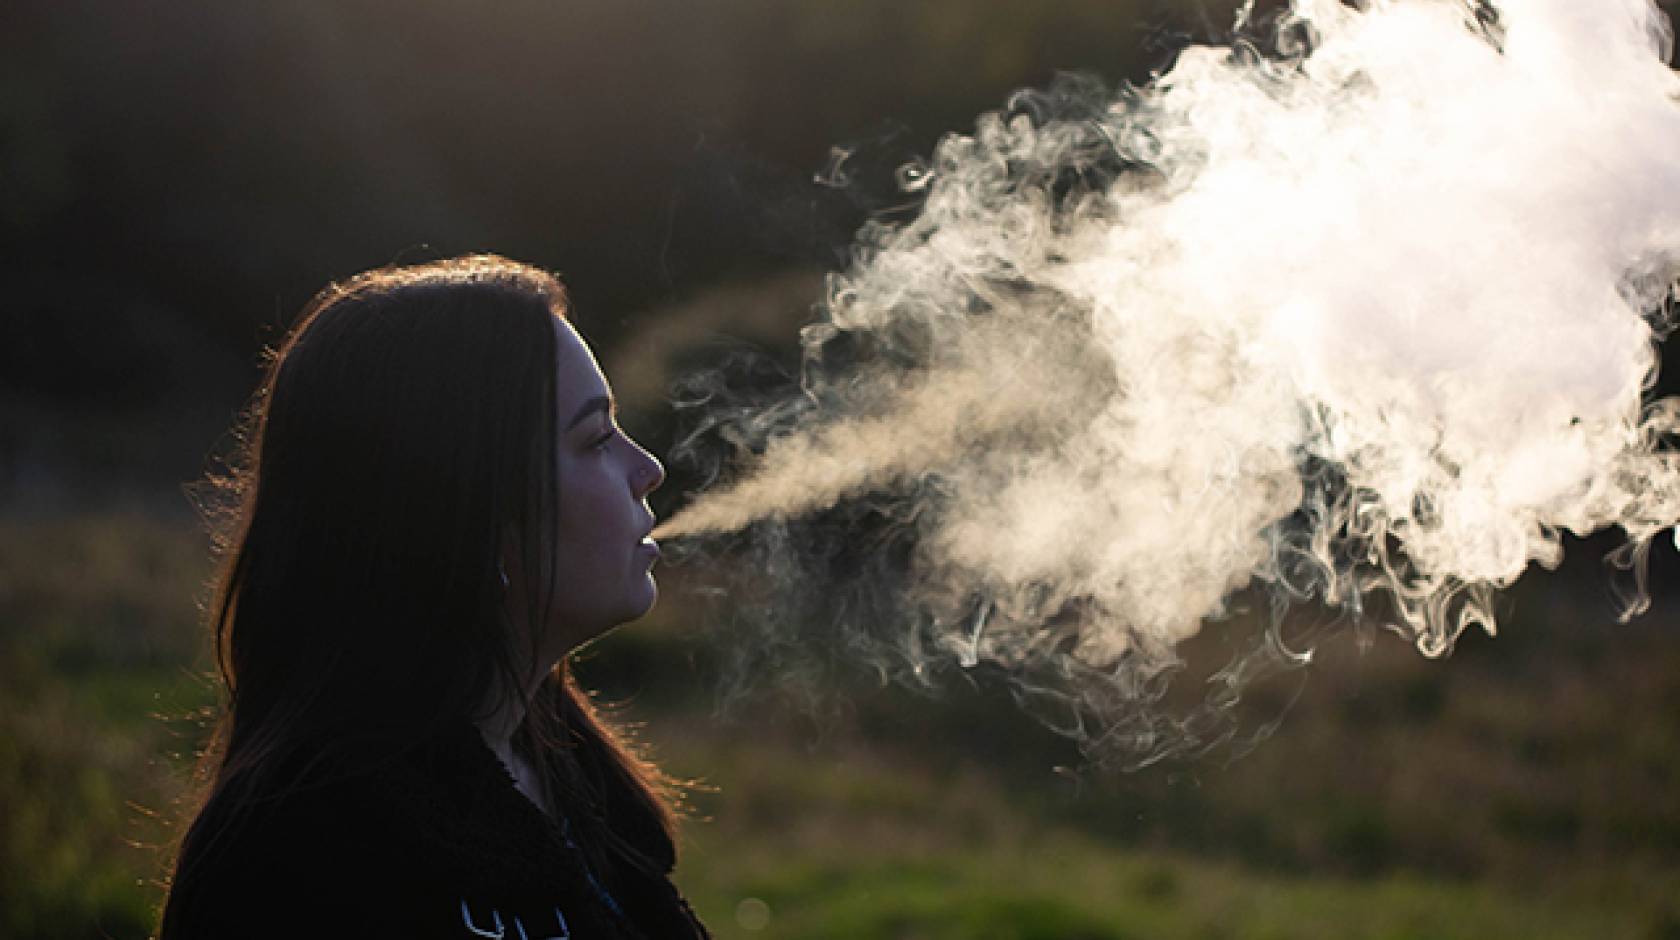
2, 0, 1246, 512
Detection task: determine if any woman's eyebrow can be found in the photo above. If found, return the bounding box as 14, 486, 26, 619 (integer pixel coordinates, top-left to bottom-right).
566, 394, 615, 431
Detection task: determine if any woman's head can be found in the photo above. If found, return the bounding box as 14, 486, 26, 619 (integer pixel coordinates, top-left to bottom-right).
204, 253, 662, 769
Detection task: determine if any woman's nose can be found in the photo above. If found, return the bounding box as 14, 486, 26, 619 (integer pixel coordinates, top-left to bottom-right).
632, 445, 665, 498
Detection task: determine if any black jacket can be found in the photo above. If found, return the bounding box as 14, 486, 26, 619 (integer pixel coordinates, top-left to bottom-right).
159, 722, 710, 939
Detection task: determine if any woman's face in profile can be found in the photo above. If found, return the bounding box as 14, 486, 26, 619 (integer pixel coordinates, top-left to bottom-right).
521, 316, 665, 657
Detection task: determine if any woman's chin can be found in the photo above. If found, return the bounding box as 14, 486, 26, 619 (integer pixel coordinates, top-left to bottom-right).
629, 575, 659, 621
553, 590, 657, 655
606, 576, 659, 629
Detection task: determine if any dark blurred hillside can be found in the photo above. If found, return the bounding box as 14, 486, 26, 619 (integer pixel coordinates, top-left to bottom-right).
7, 0, 1680, 501
1, 0, 1273, 508
1, 0, 1201, 383
3, 0, 1680, 543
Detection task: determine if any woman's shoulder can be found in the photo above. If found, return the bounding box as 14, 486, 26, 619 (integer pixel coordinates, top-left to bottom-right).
161, 724, 702, 938
160, 772, 446, 937
161, 727, 551, 937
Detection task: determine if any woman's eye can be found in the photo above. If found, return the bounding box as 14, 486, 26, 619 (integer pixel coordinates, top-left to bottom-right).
591, 429, 615, 451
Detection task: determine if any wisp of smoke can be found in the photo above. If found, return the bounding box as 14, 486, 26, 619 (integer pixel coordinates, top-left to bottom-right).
655, 0, 1680, 766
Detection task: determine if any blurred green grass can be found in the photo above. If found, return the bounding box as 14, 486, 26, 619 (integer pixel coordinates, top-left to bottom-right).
4, 510, 1680, 938
0, 512, 216, 939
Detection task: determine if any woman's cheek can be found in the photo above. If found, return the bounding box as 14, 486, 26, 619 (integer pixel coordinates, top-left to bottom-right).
563, 463, 621, 558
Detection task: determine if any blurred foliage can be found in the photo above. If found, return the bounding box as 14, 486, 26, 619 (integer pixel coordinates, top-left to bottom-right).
0, 0, 1259, 509
0, 514, 215, 939
7, 512, 1677, 937
0, 0, 1220, 388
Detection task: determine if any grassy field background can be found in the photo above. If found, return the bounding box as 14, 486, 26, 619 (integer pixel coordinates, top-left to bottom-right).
4, 507, 1679, 939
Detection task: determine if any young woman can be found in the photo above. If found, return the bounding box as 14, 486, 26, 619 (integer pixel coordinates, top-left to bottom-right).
157, 255, 709, 938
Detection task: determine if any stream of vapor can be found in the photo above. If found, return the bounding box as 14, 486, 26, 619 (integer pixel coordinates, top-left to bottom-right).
656, 0, 1680, 765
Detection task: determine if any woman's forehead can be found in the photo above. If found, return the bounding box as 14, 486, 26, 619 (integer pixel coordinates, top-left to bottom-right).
553, 318, 611, 408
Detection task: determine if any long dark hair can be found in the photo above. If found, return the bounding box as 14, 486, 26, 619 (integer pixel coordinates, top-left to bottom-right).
158, 254, 678, 929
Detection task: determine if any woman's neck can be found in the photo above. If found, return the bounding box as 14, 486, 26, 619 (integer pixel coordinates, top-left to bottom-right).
474, 700, 526, 756
475, 719, 557, 820
474, 660, 551, 753
474, 671, 560, 819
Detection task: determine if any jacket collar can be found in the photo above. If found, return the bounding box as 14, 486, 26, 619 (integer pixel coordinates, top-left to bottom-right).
350, 721, 601, 908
